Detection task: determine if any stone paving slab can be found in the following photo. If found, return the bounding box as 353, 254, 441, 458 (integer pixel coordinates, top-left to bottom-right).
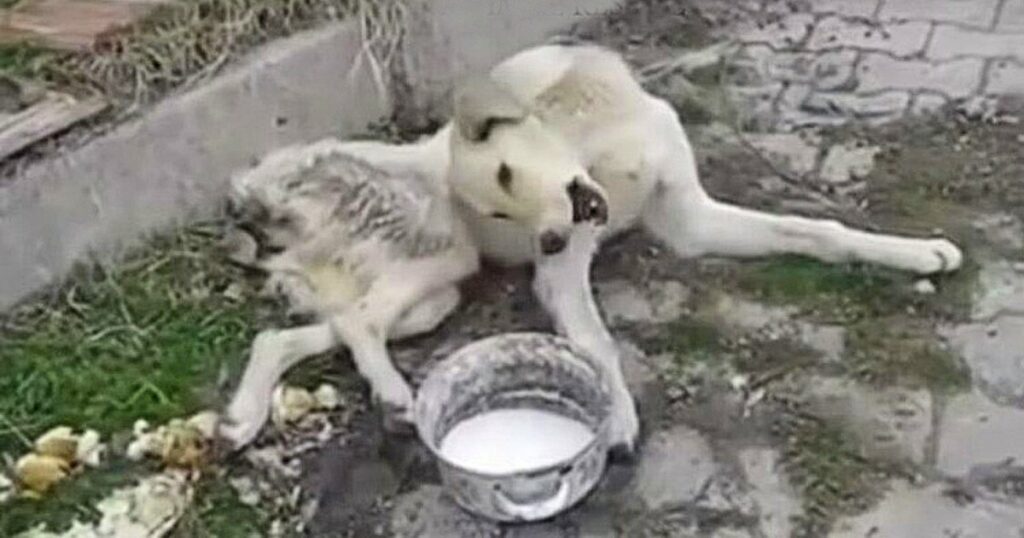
811, 0, 881, 18
695, 0, 1024, 130
987, 60, 1024, 95
996, 0, 1024, 31
928, 24, 1024, 60
878, 0, 1002, 27
855, 54, 984, 98
807, 16, 930, 57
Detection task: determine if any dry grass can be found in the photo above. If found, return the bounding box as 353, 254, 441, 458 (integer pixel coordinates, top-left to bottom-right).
38, 0, 408, 111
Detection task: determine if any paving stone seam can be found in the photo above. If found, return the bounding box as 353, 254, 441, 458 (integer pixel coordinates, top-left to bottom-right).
980, 57, 999, 95
991, 0, 1010, 30
739, 40, 1011, 64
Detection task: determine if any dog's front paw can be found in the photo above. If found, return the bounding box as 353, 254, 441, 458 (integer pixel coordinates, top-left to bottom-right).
607, 394, 640, 460
912, 238, 964, 274
374, 378, 415, 427
218, 394, 271, 450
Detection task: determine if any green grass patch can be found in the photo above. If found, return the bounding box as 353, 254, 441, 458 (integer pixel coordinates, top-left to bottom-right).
781, 414, 886, 537
172, 477, 273, 538
650, 316, 726, 372
844, 317, 970, 392
736, 255, 897, 309
0, 223, 270, 535
0, 44, 52, 79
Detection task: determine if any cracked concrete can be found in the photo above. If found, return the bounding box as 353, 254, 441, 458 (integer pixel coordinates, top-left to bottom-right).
677, 0, 1024, 131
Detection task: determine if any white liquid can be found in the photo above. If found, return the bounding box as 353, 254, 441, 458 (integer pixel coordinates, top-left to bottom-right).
439, 408, 594, 474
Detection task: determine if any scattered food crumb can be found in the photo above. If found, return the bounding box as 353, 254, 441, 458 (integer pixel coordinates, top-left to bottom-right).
229, 475, 261, 506
1, 471, 16, 503
126, 413, 216, 470
20, 471, 193, 537
186, 411, 219, 440
730, 374, 750, 391
313, 384, 342, 410
76, 430, 105, 468
913, 279, 936, 294
272, 385, 318, 427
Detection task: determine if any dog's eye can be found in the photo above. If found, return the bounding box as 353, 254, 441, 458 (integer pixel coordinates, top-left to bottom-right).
497, 163, 513, 193
490, 212, 511, 220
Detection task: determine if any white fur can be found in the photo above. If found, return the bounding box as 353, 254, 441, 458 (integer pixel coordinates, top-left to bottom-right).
221, 44, 962, 451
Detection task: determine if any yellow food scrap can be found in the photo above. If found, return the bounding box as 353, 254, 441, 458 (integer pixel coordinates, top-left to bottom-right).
33, 426, 78, 461
16, 454, 70, 496
160, 420, 209, 470
271, 385, 317, 427
313, 383, 342, 410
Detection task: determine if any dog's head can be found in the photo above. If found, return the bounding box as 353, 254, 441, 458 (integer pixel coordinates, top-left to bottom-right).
447, 75, 608, 255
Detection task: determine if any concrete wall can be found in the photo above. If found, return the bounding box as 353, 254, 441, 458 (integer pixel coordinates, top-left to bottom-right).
0, 0, 619, 310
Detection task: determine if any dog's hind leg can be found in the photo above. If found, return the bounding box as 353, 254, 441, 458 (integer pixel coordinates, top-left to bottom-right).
640, 118, 963, 274
221, 260, 474, 449
389, 286, 461, 340
533, 224, 640, 455
328, 255, 477, 423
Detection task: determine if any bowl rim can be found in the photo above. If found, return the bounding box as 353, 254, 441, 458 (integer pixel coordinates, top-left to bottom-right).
413, 332, 612, 479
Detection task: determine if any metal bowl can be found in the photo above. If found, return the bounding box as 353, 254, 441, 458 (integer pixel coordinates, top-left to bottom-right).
414, 333, 612, 522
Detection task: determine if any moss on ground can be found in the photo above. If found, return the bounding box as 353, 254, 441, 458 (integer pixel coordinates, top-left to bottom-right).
0, 223, 274, 535
780, 414, 887, 538
171, 477, 274, 538
844, 317, 971, 392
0, 44, 52, 79
736, 255, 896, 313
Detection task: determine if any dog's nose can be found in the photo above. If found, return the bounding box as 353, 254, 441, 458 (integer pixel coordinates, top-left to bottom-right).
539, 230, 568, 255
567, 178, 608, 225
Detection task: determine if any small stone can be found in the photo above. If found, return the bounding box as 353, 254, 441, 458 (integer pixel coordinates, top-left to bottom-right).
229, 476, 261, 506
222, 283, 245, 302
730, 374, 750, 391
1012, 261, 1024, 273
913, 279, 936, 294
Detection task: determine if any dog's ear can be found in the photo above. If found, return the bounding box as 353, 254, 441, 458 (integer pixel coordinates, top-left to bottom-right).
454, 75, 527, 143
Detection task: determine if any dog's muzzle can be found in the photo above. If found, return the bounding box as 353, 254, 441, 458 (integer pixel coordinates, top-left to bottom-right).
567, 178, 608, 225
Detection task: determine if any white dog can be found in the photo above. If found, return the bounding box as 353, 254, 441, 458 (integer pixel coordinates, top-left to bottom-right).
219, 43, 962, 453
